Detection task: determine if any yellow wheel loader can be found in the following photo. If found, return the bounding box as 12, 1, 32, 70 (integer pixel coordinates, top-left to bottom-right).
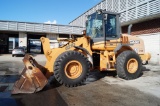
12, 10, 151, 94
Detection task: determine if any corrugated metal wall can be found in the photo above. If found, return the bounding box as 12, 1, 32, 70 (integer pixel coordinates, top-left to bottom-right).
0, 21, 84, 35
69, 0, 160, 27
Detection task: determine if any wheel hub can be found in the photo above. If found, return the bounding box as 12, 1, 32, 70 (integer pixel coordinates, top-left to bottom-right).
64, 60, 82, 79
127, 58, 138, 73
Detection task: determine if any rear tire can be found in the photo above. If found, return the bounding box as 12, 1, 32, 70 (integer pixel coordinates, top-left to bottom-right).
54, 51, 90, 87
116, 50, 142, 80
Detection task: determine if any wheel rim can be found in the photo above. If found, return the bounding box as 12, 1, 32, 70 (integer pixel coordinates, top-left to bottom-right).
127, 58, 138, 73
64, 60, 82, 79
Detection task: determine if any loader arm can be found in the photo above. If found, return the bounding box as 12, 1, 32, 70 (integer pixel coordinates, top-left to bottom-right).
40, 36, 92, 78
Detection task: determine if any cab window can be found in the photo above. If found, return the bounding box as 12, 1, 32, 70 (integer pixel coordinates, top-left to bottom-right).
105, 14, 117, 38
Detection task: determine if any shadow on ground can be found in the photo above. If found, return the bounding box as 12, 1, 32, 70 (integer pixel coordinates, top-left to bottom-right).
12, 86, 68, 106
44, 65, 151, 90
43, 70, 117, 90
142, 66, 151, 71
82, 70, 117, 85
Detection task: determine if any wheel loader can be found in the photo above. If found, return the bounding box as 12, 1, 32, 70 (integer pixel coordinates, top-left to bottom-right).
12, 10, 151, 94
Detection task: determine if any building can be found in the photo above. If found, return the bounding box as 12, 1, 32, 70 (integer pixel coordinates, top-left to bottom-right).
69, 0, 160, 64
0, 21, 84, 54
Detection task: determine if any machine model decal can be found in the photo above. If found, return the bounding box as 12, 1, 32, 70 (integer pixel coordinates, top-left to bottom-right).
129, 40, 140, 44
65, 43, 75, 50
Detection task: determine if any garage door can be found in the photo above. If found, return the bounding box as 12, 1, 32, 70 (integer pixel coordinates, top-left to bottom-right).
138, 33, 160, 65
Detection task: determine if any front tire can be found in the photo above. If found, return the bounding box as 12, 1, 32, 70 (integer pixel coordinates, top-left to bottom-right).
54, 51, 90, 87
116, 50, 142, 80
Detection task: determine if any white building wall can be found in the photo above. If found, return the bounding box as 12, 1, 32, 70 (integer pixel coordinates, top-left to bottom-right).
46, 34, 59, 48
138, 33, 160, 64
19, 32, 27, 47
46, 33, 59, 39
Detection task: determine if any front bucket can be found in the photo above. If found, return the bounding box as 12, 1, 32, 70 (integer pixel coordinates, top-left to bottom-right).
12, 54, 48, 94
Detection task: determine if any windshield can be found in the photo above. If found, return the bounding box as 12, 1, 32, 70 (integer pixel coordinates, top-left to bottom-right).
86, 12, 118, 39
86, 13, 103, 38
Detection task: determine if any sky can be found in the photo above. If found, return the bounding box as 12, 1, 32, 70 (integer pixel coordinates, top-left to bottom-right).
0, 0, 102, 25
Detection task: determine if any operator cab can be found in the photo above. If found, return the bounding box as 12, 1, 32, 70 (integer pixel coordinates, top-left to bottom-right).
86, 10, 121, 42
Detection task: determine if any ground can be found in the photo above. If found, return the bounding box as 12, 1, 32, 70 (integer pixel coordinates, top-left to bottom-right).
0, 54, 160, 106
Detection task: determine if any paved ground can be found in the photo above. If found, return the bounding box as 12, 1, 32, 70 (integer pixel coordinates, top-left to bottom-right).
0, 54, 47, 62
0, 54, 160, 106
